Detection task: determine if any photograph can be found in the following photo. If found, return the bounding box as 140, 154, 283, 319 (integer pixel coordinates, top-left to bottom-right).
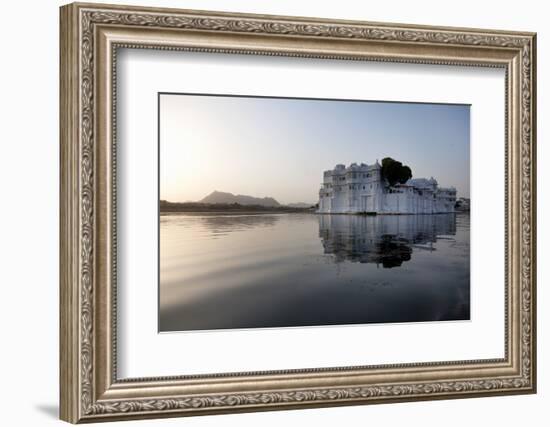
159, 93, 471, 332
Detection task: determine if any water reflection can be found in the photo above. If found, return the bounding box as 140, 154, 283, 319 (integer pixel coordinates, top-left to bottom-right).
318, 214, 456, 268
161, 213, 280, 238
159, 212, 469, 332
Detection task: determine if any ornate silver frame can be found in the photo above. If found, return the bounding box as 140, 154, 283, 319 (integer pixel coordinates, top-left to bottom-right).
60, 2, 537, 423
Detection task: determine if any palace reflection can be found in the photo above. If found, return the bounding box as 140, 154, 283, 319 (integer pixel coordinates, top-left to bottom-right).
318, 214, 456, 268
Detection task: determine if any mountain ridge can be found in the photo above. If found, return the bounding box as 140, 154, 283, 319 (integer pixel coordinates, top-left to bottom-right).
200, 191, 281, 207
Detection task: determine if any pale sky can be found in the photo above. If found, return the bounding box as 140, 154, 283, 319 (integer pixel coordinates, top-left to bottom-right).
160, 93, 470, 204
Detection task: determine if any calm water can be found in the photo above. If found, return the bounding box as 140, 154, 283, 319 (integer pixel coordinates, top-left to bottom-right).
160, 213, 470, 332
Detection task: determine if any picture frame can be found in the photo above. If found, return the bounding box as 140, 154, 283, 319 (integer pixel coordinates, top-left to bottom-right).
59, 2, 537, 423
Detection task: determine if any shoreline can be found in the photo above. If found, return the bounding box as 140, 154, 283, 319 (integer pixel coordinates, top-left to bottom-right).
160, 210, 468, 216
160, 210, 315, 216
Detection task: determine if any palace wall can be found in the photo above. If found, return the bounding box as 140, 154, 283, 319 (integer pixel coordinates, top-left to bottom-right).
318, 162, 456, 215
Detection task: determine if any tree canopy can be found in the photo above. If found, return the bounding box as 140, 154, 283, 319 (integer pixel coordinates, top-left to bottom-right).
381, 157, 412, 187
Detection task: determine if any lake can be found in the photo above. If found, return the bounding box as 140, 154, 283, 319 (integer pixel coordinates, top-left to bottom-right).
159, 212, 470, 332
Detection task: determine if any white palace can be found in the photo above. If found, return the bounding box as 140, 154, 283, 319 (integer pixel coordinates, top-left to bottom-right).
317, 161, 457, 214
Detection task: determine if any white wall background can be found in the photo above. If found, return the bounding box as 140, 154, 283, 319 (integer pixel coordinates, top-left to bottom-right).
0, 0, 545, 426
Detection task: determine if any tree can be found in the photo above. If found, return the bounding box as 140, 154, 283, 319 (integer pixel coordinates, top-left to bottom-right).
381, 157, 413, 187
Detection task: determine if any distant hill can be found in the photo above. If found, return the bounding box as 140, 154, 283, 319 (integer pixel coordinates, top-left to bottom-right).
285, 202, 315, 208
200, 191, 280, 207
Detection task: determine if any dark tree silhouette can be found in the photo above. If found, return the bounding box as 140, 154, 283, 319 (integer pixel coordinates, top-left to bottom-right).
381, 157, 413, 186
